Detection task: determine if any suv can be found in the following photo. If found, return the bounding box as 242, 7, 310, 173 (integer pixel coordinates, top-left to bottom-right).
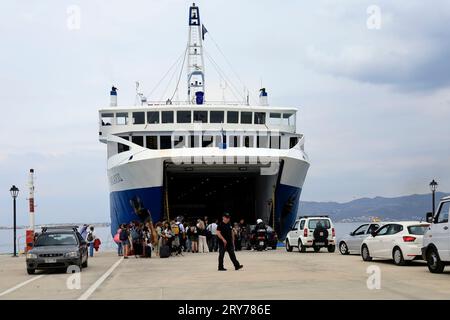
422, 196, 450, 273
26, 226, 89, 274
285, 216, 336, 252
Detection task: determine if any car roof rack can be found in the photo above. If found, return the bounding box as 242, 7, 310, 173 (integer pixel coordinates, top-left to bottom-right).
41, 225, 79, 232
297, 215, 329, 219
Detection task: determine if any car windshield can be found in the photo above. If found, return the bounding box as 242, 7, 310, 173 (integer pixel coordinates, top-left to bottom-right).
35, 233, 78, 246
407, 225, 430, 235
308, 219, 331, 229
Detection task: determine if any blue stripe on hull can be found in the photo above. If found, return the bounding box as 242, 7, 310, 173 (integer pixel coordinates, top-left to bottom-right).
275, 184, 302, 240
110, 186, 163, 236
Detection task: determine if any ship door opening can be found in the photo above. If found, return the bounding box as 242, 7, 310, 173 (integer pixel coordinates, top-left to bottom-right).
164, 163, 279, 225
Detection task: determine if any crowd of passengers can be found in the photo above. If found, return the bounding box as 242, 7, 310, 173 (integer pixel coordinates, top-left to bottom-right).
114, 216, 252, 258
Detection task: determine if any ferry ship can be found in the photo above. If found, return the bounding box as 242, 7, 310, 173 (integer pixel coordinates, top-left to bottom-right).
98, 3, 310, 240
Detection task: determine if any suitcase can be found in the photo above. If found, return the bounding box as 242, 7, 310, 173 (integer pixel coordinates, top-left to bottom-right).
160, 245, 171, 258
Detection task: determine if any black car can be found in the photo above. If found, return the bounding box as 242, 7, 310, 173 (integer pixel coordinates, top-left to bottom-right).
26, 226, 89, 274
247, 225, 278, 250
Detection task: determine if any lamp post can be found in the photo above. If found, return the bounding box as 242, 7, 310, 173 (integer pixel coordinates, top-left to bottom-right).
429, 179, 438, 215
10, 185, 19, 257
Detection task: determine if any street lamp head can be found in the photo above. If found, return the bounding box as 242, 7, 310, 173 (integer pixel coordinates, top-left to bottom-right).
429, 179, 438, 192
9, 185, 19, 199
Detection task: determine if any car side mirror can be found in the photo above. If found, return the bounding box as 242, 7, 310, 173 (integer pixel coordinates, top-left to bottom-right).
426, 212, 434, 224
349, 232, 354, 236
371, 231, 377, 237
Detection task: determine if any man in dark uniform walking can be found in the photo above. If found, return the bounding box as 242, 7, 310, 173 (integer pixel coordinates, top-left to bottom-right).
216, 212, 243, 271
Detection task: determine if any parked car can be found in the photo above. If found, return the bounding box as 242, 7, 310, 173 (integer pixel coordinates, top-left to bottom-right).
26, 226, 88, 274
285, 216, 336, 252
422, 196, 450, 273
339, 222, 384, 255
247, 225, 278, 250
361, 221, 430, 266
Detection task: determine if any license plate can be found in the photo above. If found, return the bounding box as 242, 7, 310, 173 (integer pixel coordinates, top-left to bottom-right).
259, 241, 264, 246
45, 258, 57, 263
315, 242, 324, 246
319, 232, 324, 236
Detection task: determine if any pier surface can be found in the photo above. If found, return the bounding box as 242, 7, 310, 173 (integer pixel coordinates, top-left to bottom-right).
1, 250, 449, 299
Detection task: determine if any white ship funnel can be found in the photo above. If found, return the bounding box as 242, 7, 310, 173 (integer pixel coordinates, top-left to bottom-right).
110, 86, 118, 106
259, 88, 268, 106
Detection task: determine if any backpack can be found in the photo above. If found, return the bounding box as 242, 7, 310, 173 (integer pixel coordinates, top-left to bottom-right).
119, 229, 128, 241
87, 232, 94, 242
171, 224, 180, 235
131, 228, 140, 241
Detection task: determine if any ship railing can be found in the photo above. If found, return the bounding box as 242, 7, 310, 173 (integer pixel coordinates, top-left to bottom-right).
145, 100, 247, 106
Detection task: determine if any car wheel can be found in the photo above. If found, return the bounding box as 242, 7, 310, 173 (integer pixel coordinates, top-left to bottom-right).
328, 245, 336, 253
361, 245, 372, 261
427, 247, 445, 274
393, 247, 407, 266
298, 240, 306, 253
313, 246, 320, 252
27, 268, 35, 275
285, 240, 293, 252
82, 256, 88, 268
339, 242, 349, 255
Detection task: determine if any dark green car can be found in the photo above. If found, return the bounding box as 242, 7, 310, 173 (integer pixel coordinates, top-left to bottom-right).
26, 226, 89, 274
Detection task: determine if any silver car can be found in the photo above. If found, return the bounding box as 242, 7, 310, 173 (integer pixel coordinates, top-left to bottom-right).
338, 223, 384, 255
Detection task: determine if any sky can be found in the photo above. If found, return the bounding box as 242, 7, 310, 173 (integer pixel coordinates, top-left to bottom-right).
1, 0, 450, 226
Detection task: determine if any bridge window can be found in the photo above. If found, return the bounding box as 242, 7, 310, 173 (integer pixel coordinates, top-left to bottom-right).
131, 136, 144, 147
244, 136, 253, 148
162, 111, 174, 123
270, 135, 280, 149
101, 113, 114, 126
174, 135, 185, 148
241, 112, 252, 124
147, 111, 159, 124
227, 111, 238, 124
194, 111, 208, 123
254, 112, 266, 125
117, 136, 130, 153
160, 136, 172, 149
282, 113, 295, 126
132, 112, 145, 125
211, 111, 225, 123
177, 111, 192, 123
257, 136, 268, 148
229, 135, 239, 147
269, 113, 281, 125
202, 135, 213, 147
289, 137, 298, 148
190, 135, 200, 148
146, 136, 158, 149
116, 112, 129, 125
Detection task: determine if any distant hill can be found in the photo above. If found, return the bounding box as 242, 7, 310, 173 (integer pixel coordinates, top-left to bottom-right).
299, 192, 449, 222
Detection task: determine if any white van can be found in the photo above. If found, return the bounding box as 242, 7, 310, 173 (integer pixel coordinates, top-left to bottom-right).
422, 196, 450, 273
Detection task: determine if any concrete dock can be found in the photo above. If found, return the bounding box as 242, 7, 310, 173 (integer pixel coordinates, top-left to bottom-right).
1, 250, 449, 300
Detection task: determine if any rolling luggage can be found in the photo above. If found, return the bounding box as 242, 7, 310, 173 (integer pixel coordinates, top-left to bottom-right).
160, 245, 171, 258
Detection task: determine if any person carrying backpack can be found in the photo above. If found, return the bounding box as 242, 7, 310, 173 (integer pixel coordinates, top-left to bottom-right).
119, 224, 130, 259
86, 225, 96, 257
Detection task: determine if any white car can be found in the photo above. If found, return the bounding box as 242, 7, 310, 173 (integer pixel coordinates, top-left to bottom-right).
361, 221, 430, 266
285, 216, 336, 253
422, 196, 450, 273
338, 222, 384, 255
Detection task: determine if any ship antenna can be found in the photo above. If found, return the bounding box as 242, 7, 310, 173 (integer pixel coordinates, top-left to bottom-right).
187, 3, 205, 105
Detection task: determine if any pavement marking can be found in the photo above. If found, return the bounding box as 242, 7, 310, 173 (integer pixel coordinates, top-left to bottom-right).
0, 275, 45, 297
78, 257, 123, 300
